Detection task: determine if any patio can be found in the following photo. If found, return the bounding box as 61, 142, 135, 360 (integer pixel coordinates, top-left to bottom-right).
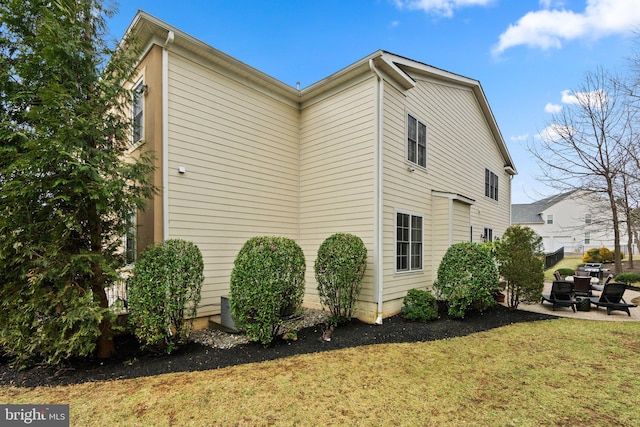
514, 280, 640, 321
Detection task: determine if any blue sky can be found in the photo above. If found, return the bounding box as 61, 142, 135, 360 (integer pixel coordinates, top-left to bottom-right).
106, 0, 640, 204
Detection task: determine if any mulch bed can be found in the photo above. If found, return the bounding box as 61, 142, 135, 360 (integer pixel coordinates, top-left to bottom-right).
0, 305, 558, 388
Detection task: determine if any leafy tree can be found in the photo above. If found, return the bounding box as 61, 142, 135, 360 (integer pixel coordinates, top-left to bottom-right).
0, 0, 154, 365
495, 225, 545, 309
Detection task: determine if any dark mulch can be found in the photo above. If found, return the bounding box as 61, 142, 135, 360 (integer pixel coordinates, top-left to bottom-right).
0, 305, 558, 388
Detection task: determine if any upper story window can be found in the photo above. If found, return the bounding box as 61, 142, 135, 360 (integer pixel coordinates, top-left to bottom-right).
485, 168, 498, 201
397, 212, 423, 272
407, 114, 427, 168
547, 215, 554, 225
585, 232, 591, 244
132, 79, 144, 144
585, 213, 592, 224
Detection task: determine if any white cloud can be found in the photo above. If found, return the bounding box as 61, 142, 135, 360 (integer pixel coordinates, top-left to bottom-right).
545, 103, 563, 113
538, 124, 569, 142
561, 88, 608, 109
393, 0, 495, 18
493, 0, 640, 55
510, 134, 530, 142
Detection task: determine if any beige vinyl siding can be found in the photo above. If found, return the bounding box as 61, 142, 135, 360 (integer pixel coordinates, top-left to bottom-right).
299, 78, 376, 304
452, 200, 471, 242
166, 51, 300, 316
382, 76, 511, 300
381, 83, 429, 301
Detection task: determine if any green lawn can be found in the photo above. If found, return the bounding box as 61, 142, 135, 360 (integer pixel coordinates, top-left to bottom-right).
2, 318, 640, 426
545, 254, 584, 280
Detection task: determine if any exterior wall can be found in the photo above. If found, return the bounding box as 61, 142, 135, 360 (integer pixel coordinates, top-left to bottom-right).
380, 75, 512, 315
298, 76, 376, 313
526, 194, 625, 254
126, 15, 515, 325
165, 47, 300, 317
130, 45, 164, 253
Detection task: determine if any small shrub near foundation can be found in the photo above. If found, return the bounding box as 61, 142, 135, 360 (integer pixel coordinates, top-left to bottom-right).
401, 289, 438, 322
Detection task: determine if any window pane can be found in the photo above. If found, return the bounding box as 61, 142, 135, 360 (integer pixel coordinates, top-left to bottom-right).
418, 122, 426, 167
407, 115, 417, 163
397, 213, 409, 271
132, 81, 144, 143
485, 169, 490, 197
492, 173, 498, 201
411, 215, 422, 269
397, 243, 408, 270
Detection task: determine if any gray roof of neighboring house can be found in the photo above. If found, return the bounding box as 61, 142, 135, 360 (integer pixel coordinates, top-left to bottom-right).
511, 191, 577, 224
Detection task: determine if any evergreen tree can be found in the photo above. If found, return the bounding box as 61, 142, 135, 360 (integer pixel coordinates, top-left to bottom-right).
496, 225, 545, 309
0, 0, 154, 365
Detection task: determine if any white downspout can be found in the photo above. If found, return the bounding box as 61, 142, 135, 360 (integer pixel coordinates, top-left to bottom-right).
162, 31, 174, 240
369, 59, 384, 325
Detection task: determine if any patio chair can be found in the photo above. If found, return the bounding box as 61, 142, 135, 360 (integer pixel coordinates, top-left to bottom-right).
553, 271, 562, 281
541, 281, 576, 312
589, 282, 637, 316
573, 276, 593, 297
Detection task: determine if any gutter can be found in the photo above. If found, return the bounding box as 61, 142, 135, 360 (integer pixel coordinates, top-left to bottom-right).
369, 59, 384, 325
162, 30, 174, 240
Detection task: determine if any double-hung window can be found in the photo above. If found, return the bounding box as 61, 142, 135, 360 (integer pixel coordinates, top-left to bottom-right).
485, 168, 498, 201
397, 212, 423, 272
132, 79, 144, 144
407, 114, 427, 168
585, 213, 592, 224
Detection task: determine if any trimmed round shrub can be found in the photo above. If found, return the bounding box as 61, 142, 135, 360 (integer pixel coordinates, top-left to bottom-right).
230, 236, 305, 344
314, 233, 367, 325
128, 239, 204, 353
432, 242, 499, 318
401, 289, 438, 322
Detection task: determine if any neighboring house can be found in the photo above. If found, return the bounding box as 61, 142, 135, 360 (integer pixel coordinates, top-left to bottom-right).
511, 190, 625, 254
123, 11, 516, 325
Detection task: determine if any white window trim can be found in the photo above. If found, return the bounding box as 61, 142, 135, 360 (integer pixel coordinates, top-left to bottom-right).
132, 78, 145, 147
484, 168, 499, 201
482, 227, 494, 242
405, 112, 428, 170
395, 209, 424, 273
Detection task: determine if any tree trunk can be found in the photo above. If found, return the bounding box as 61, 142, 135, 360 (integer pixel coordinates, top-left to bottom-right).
93, 282, 115, 359
88, 200, 115, 359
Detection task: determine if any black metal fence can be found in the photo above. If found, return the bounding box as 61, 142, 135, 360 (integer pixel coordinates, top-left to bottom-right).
545, 247, 565, 270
